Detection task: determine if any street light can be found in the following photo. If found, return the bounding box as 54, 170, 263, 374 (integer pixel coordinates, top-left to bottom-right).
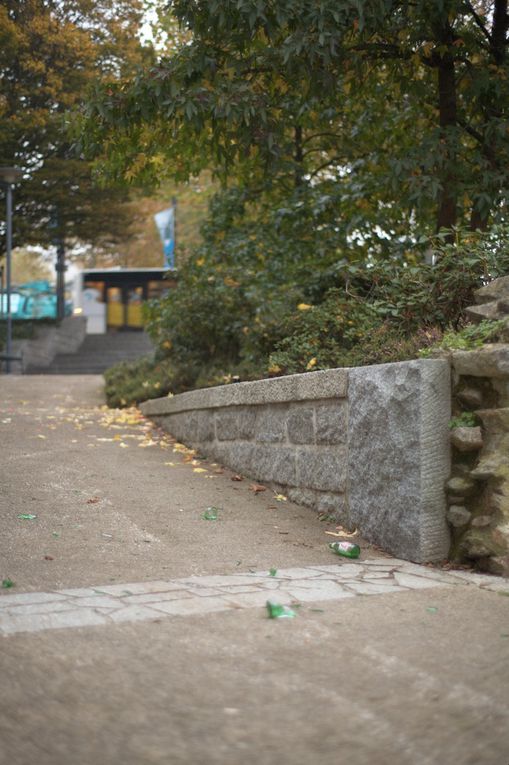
0, 166, 23, 373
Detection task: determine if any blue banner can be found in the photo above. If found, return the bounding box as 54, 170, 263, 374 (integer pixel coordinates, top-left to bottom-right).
154, 207, 175, 269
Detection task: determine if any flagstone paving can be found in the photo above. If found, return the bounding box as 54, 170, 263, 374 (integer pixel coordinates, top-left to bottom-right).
1, 558, 507, 636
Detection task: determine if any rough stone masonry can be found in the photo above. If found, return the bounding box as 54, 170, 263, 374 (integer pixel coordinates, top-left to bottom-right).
141, 360, 451, 563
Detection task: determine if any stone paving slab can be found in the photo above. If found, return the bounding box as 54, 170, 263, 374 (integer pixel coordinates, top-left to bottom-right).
0, 559, 507, 636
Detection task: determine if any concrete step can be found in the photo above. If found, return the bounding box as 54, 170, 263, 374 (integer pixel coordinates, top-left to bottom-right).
26, 331, 154, 375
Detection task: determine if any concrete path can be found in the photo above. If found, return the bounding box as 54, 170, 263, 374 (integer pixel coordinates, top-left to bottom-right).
1, 376, 508, 765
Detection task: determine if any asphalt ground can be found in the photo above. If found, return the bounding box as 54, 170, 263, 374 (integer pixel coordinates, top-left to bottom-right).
1, 375, 508, 765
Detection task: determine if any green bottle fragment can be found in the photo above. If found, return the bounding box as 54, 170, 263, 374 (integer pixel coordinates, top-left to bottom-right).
202, 507, 218, 520
329, 541, 360, 559
18, 513, 37, 520
266, 600, 297, 619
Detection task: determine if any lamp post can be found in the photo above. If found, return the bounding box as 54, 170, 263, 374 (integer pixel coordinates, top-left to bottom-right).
0, 166, 22, 373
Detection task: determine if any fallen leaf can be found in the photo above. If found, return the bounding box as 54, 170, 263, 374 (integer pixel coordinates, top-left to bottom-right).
119, 443, 129, 448
44, 555, 54, 561
193, 467, 207, 473
231, 475, 243, 482
273, 493, 287, 502
86, 497, 100, 504
164, 461, 177, 467
325, 528, 359, 538
37, 434, 47, 439
249, 483, 267, 494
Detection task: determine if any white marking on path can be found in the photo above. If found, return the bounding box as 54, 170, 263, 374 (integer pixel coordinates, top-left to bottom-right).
0, 559, 506, 636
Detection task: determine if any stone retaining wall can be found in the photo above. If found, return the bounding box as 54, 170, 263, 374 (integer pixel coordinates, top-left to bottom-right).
444, 276, 509, 577
141, 359, 451, 563
8, 316, 86, 373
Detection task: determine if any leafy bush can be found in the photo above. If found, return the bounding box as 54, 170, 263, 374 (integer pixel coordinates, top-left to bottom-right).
420, 319, 507, 356
103, 356, 176, 408
449, 412, 479, 429
105, 186, 509, 405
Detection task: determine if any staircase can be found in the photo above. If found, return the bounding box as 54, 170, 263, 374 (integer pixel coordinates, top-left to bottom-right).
27, 331, 154, 375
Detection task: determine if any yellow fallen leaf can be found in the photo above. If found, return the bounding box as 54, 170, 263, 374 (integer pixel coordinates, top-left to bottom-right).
297, 303, 312, 311
37, 434, 46, 439
224, 276, 241, 288
306, 357, 317, 370
325, 527, 359, 538
193, 467, 207, 473
273, 493, 287, 502
119, 443, 129, 448
164, 461, 177, 467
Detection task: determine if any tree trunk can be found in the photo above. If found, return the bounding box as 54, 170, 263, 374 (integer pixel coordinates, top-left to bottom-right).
436, 51, 458, 233
294, 125, 304, 188
492, 0, 508, 65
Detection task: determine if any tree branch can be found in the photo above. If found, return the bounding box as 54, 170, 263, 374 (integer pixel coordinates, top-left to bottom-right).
464, 1, 493, 44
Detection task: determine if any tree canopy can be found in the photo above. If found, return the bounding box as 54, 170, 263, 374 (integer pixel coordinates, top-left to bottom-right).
80, 0, 509, 237
0, 0, 152, 256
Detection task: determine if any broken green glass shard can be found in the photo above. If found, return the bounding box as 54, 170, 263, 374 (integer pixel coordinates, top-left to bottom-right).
18, 513, 37, 520
202, 507, 219, 520
266, 600, 297, 619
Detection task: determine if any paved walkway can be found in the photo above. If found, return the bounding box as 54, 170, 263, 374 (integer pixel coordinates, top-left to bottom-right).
1, 376, 509, 765
1, 560, 507, 636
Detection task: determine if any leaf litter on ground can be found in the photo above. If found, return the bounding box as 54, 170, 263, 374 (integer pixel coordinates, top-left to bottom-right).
249, 483, 267, 493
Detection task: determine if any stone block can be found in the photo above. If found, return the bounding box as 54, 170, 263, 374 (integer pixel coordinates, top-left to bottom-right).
140, 367, 348, 416
315, 493, 349, 524
216, 408, 256, 441
458, 528, 504, 559
474, 275, 509, 305
251, 445, 297, 485
348, 359, 451, 562
315, 401, 347, 444
471, 515, 492, 527
254, 407, 286, 443
446, 476, 478, 496
211, 443, 255, 476
297, 448, 347, 492
287, 407, 314, 444
450, 426, 483, 453
457, 387, 484, 409
446, 505, 472, 527
452, 345, 509, 379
